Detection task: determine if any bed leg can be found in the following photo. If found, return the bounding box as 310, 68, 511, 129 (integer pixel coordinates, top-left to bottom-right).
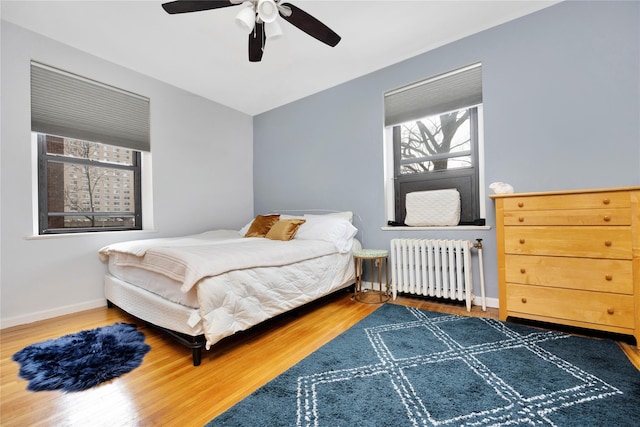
107, 300, 115, 309
192, 348, 202, 366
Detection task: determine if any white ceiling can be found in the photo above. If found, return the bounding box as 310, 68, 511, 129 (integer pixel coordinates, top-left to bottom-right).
1, 0, 560, 115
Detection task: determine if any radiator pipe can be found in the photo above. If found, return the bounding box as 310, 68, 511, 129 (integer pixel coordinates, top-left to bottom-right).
473, 239, 487, 311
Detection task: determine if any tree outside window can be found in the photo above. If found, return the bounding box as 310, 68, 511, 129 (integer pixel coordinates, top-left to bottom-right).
398, 110, 471, 174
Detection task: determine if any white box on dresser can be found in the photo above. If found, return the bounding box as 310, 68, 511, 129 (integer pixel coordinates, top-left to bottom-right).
491, 186, 640, 347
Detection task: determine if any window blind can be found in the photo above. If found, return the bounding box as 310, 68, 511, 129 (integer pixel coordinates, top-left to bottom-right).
31, 61, 150, 152
384, 63, 482, 127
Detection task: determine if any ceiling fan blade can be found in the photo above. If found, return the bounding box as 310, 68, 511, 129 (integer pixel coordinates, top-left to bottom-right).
249, 22, 265, 62
279, 3, 341, 47
162, 1, 237, 15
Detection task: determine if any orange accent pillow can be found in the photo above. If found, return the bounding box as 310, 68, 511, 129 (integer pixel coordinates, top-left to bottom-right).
244, 214, 280, 238
265, 219, 306, 241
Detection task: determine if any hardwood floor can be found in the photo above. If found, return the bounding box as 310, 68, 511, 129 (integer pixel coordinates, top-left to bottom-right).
1, 292, 638, 426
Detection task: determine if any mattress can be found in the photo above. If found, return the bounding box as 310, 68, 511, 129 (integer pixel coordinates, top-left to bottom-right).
108, 257, 198, 308
104, 273, 204, 337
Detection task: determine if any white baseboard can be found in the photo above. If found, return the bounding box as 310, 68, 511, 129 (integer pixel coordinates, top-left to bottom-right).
476, 296, 499, 309
360, 281, 499, 310
0, 298, 107, 330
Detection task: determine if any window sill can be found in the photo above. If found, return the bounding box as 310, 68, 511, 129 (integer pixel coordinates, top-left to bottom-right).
381, 225, 491, 231
26, 228, 157, 240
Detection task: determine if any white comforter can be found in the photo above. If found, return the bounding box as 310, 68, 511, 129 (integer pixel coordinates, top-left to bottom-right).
99, 230, 354, 348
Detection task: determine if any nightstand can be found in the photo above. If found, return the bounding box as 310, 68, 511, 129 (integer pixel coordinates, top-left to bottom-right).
353, 249, 390, 304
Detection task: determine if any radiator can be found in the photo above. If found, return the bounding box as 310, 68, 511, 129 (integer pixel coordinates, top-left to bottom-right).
390, 239, 486, 311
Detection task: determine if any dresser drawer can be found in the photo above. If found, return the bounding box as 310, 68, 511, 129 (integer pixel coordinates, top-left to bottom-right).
505, 284, 636, 329
503, 208, 631, 226
504, 226, 632, 259
505, 254, 633, 294
503, 191, 631, 211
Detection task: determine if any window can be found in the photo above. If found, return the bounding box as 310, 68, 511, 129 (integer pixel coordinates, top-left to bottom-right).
37, 135, 142, 233
31, 61, 150, 234
384, 63, 484, 225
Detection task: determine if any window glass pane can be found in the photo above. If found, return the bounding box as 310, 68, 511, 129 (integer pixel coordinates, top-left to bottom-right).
399, 109, 471, 175
40, 134, 141, 233
46, 159, 136, 213
45, 137, 135, 166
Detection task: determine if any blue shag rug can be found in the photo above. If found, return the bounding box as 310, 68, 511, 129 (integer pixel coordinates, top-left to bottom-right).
207, 303, 640, 426
12, 322, 150, 392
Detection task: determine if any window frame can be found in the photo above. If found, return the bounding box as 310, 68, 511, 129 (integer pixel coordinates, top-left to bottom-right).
384, 107, 485, 227
391, 106, 481, 225
37, 134, 143, 235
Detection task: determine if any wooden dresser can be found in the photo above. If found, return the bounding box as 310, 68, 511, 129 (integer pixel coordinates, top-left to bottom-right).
491, 186, 640, 346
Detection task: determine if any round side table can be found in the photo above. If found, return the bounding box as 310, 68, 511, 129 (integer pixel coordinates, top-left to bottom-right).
353, 249, 390, 304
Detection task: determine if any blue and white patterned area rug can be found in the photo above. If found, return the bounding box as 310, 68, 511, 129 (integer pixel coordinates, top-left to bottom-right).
206, 303, 640, 426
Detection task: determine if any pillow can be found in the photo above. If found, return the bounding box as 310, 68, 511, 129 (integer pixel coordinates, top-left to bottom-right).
295, 216, 358, 253
239, 221, 251, 236
304, 211, 353, 223
279, 214, 305, 220
243, 214, 280, 238
265, 219, 306, 241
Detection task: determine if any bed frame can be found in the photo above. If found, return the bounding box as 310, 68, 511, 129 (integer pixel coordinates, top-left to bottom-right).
107, 299, 206, 365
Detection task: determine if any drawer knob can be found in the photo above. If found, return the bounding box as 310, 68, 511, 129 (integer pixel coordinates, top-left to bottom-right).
519, 238, 525, 244
607, 307, 614, 315
518, 202, 524, 208
518, 216, 525, 222
604, 240, 612, 247
605, 274, 613, 281
603, 198, 610, 205
521, 297, 527, 304
520, 268, 526, 274
603, 215, 611, 222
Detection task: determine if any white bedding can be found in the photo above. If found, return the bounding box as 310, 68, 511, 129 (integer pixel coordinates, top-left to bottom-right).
100, 229, 357, 349
197, 248, 354, 348
100, 229, 337, 292
99, 229, 246, 258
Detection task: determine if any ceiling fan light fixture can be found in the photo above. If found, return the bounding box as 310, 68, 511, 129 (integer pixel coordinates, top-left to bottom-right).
235, 4, 256, 33
257, 0, 278, 23
265, 20, 283, 40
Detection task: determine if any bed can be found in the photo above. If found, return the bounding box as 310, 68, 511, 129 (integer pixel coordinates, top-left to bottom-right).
99, 212, 359, 366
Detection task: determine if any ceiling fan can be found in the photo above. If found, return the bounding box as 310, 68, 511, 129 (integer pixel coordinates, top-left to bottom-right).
161, 0, 341, 62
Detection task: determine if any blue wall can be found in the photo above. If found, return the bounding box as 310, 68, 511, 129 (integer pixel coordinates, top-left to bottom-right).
253, 1, 640, 302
